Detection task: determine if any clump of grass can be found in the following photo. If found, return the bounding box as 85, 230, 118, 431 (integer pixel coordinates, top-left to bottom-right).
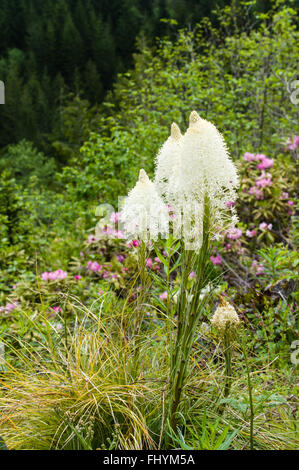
0, 296, 165, 450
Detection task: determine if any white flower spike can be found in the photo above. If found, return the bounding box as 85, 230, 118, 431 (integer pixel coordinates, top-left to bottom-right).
120, 168, 169, 241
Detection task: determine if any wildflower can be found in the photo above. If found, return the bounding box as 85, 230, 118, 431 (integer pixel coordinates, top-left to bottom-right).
255, 153, 267, 161
110, 212, 120, 224
155, 111, 239, 249
87, 234, 98, 244
211, 298, 240, 332
251, 260, 264, 275
210, 254, 222, 265
121, 169, 169, 241
287, 135, 299, 150
146, 258, 153, 269
52, 306, 62, 313
41, 269, 68, 281
246, 229, 256, 238
226, 227, 242, 240
5, 302, 18, 312
86, 261, 102, 272
248, 186, 263, 199
155, 122, 182, 197
243, 152, 255, 162
257, 157, 274, 170
159, 291, 168, 300
256, 173, 272, 188
259, 222, 272, 231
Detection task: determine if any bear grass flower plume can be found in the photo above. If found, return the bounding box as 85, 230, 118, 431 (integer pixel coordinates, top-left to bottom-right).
154, 122, 182, 198
120, 169, 169, 241
211, 297, 241, 333
155, 111, 239, 248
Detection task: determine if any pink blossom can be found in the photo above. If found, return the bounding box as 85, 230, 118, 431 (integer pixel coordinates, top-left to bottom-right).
159, 291, 168, 300
42, 269, 68, 281
246, 229, 256, 238
210, 254, 222, 265
5, 302, 18, 312
255, 153, 267, 161
257, 157, 274, 170
256, 173, 272, 188
86, 261, 102, 272
74, 275, 82, 280
116, 255, 125, 263
287, 135, 299, 150
87, 235, 98, 244
259, 222, 272, 231
226, 228, 242, 240
146, 258, 153, 269
226, 201, 236, 208
243, 152, 255, 162
249, 186, 264, 199
110, 212, 120, 223
52, 306, 62, 313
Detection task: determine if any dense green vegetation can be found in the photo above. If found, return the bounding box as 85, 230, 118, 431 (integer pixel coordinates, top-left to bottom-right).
0, 0, 298, 451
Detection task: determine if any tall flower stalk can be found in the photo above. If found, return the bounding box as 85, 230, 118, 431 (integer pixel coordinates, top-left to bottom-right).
120, 111, 239, 438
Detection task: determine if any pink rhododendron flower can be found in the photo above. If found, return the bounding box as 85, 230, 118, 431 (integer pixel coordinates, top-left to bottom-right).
86, 261, 102, 272
243, 152, 255, 162
257, 157, 274, 170
226, 228, 242, 240
159, 291, 168, 300
259, 222, 272, 231
110, 212, 120, 223
255, 153, 267, 161
248, 186, 264, 199
87, 235, 98, 244
42, 269, 68, 281
246, 229, 256, 238
210, 254, 222, 265
287, 135, 299, 150
146, 258, 153, 269
256, 173, 272, 188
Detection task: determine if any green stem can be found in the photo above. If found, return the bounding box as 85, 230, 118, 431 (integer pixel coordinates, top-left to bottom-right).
241, 332, 254, 450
